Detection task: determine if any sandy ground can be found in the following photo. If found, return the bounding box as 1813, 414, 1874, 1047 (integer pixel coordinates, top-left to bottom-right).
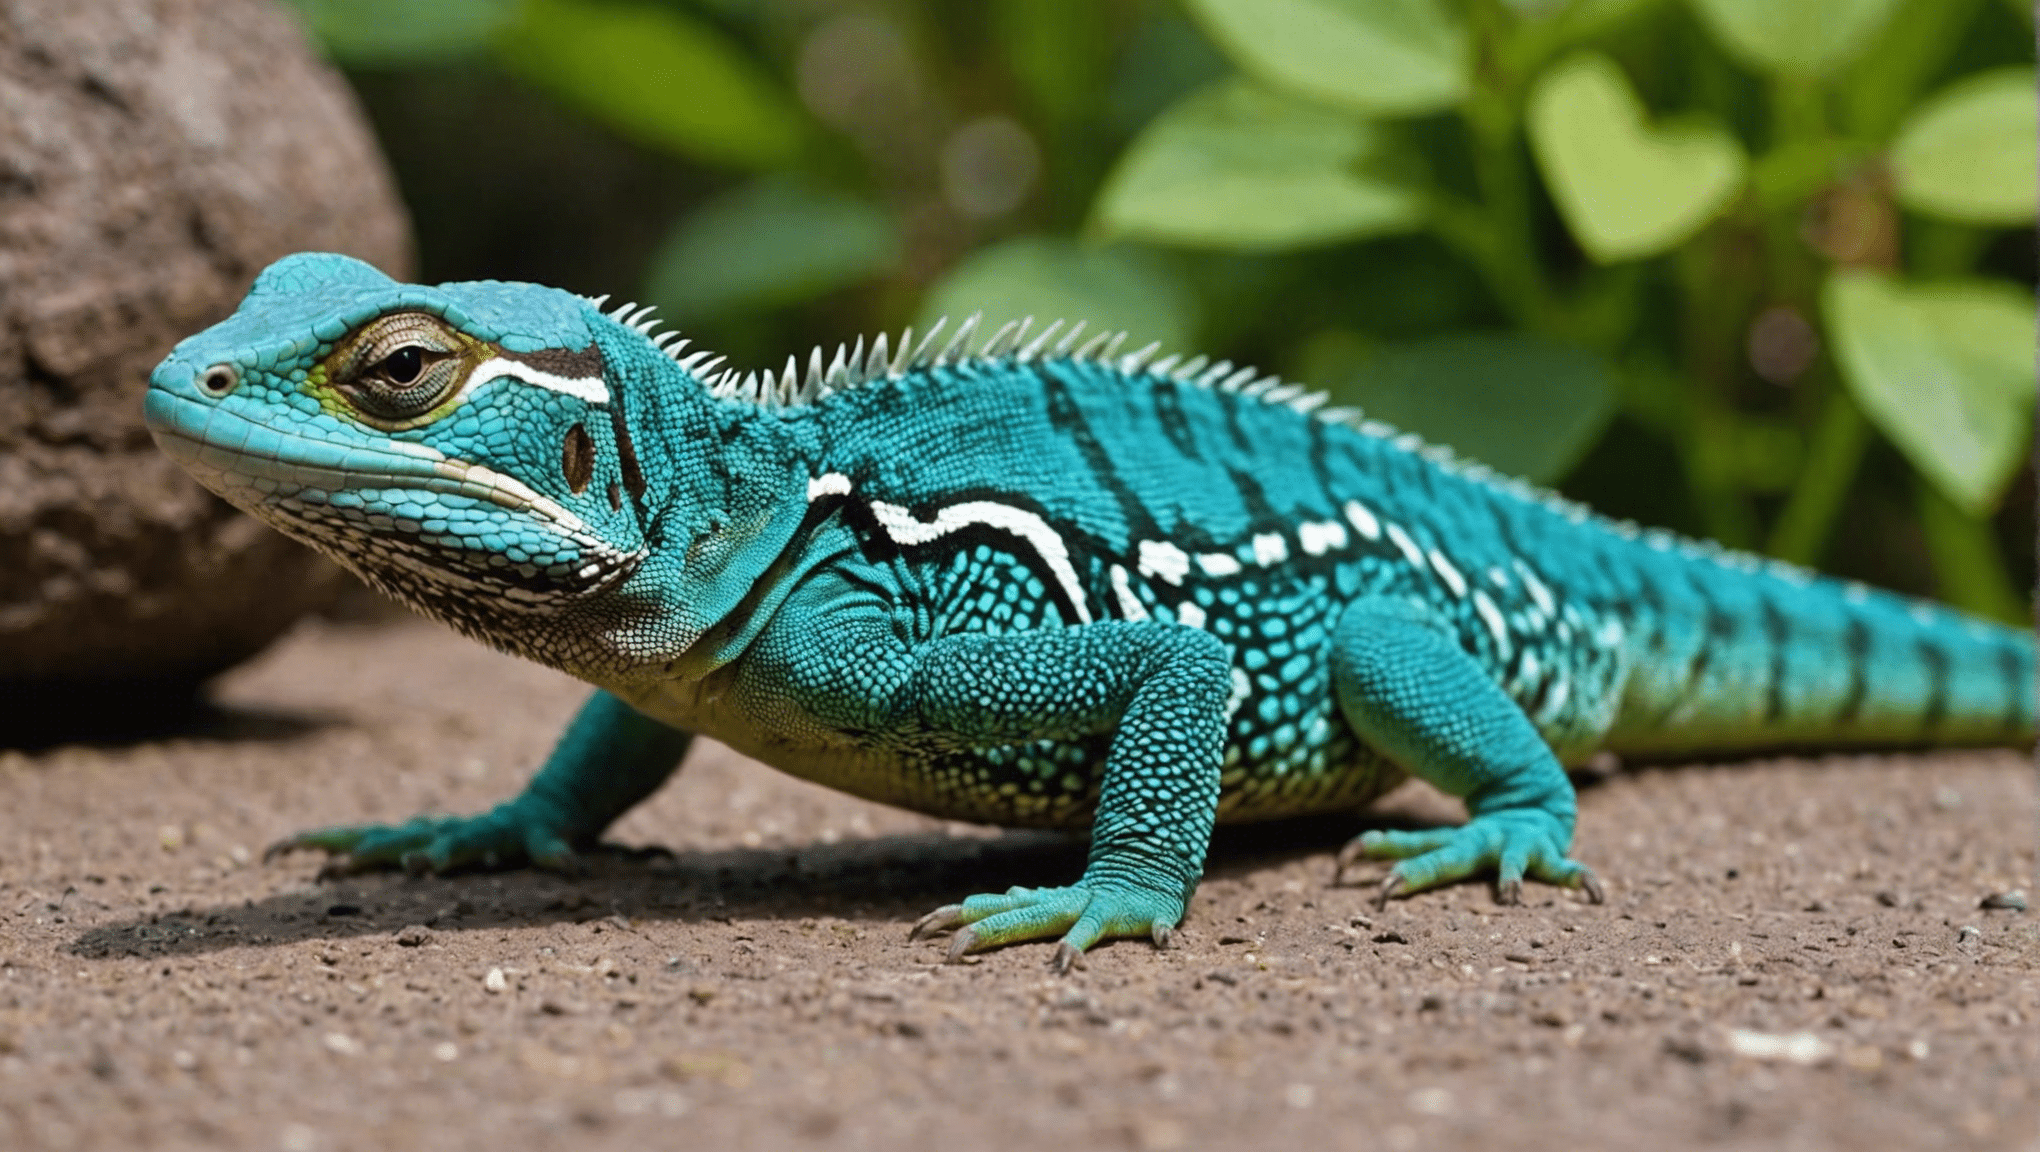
1, 614, 2036, 1152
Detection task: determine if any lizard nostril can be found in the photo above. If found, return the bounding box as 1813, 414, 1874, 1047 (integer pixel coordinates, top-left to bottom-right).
197, 363, 239, 398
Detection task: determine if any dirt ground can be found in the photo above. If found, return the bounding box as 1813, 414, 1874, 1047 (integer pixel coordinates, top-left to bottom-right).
1, 613, 2036, 1152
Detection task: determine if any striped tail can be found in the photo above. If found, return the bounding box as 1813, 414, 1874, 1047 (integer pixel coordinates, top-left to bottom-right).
1606, 558, 2035, 757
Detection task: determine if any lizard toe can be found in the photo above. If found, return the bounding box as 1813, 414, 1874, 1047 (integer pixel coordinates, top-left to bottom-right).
913, 881, 1182, 967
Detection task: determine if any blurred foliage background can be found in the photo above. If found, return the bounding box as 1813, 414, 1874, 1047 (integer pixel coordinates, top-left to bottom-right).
285, 0, 2036, 617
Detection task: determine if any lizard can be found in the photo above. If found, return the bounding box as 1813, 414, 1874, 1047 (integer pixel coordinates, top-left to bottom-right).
144, 252, 2037, 970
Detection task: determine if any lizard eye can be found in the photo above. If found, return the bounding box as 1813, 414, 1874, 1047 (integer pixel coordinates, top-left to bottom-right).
374, 346, 425, 386
351, 341, 459, 421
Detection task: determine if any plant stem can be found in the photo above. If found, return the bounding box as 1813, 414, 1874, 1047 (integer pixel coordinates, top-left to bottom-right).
1767, 384, 1869, 563
1914, 480, 2027, 622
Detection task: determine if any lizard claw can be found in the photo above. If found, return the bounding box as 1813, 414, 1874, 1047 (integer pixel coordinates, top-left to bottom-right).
909, 881, 1183, 969
945, 927, 980, 963
1052, 943, 1083, 974
1373, 872, 1405, 912
910, 904, 968, 941
1332, 836, 1375, 886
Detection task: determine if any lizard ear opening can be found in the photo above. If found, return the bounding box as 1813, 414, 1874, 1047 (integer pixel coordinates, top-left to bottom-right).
562, 423, 595, 494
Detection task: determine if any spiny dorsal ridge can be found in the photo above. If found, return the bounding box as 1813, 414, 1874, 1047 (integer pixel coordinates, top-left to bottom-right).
1053, 320, 1087, 357
906, 317, 947, 371
1016, 318, 1064, 363
1119, 341, 1163, 375
863, 332, 890, 383
934, 313, 981, 367
981, 317, 1026, 358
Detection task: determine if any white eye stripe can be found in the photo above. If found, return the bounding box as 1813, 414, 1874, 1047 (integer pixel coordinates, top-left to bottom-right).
458, 357, 611, 405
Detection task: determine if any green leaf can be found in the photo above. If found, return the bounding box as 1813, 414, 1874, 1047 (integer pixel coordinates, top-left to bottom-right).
1299, 331, 1618, 482
1092, 81, 1427, 251
1823, 272, 2037, 515
1527, 53, 1748, 263
1890, 68, 2038, 226
281, 0, 517, 64
643, 183, 900, 322
918, 238, 1197, 355
1687, 0, 1904, 76
1180, 0, 1467, 115
495, 0, 803, 169
1840, 0, 1985, 141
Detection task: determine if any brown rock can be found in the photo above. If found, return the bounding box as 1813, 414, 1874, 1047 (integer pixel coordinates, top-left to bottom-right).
0, 0, 411, 703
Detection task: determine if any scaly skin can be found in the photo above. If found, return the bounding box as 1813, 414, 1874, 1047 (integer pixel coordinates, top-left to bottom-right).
146, 254, 2036, 968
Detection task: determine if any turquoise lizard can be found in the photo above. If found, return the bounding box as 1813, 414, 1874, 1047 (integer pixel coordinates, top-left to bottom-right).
145, 254, 2035, 969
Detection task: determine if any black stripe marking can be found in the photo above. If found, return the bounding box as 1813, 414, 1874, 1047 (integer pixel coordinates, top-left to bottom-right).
1149, 377, 1202, 462
1041, 368, 1162, 543
1836, 617, 1870, 724
1305, 417, 1338, 499
1915, 638, 1949, 731
1216, 389, 1257, 457
1226, 466, 1281, 530
1996, 642, 2030, 732
1759, 596, 1790, 724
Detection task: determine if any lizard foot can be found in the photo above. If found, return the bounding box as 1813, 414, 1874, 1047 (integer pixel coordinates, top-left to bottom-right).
265, 800, 583, 879
909, 882, 1181, 973
1334, 810, 1603, 910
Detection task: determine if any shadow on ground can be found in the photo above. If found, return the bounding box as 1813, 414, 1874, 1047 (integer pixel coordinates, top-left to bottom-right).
68, 812, 1410, 960
2, 691, 338, 752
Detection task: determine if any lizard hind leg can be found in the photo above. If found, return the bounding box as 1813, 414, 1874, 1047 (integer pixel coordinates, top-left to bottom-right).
1327, 597, 1604, 908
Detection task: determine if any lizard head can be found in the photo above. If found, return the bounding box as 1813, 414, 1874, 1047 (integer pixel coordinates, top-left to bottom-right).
145, 252, 786, 673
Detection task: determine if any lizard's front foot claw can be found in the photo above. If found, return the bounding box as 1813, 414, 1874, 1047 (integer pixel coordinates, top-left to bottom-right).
910, 881, 1183, 969
263, 803, 584, 879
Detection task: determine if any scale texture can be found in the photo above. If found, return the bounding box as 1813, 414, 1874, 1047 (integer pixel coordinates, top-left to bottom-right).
143, 253, 2036, 964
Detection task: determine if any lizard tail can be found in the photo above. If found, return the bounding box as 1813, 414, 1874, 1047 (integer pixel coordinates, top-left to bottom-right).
1607, 563, 2034, 757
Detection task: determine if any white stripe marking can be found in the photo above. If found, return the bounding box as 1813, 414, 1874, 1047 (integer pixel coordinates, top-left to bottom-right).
1175, 601, 1207, 630
1342, 499, 1381, 540
1472, 590, 1510, 655
1137, 539, 1191, 585
1197, 552, 1242, 577
868, 499, 1092, 624
1252, 532, 1288, 566
807, 472, 852, 501
1227, 666, 1252, 720
1426, 548, 1467, 597
1536, 676, 1571, 723
1384, 522, 1425, 567
1513, 559, 1556, 618
1110, 565, 1150, 621
462, 356, 610, 405
1297, 520, 1348, 556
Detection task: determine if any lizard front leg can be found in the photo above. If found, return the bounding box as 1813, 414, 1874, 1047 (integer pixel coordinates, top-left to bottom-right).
735, 597, 1231, 972
271, 689, 693, 875
1328, 597, 1605, 907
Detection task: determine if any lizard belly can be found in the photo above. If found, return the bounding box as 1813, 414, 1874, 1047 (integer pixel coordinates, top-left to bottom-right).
609, 669, 1404, 828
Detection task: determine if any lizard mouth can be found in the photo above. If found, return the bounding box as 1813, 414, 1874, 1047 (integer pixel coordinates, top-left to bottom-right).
144, 387, 637, 613
145, 388, 586, 529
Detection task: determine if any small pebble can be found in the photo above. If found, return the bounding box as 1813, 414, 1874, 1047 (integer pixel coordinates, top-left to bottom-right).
484, 968, 508, 994
1725, 1028, 1833, 1065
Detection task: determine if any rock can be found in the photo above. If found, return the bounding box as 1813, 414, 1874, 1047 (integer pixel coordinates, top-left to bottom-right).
0, 0, 410, 709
